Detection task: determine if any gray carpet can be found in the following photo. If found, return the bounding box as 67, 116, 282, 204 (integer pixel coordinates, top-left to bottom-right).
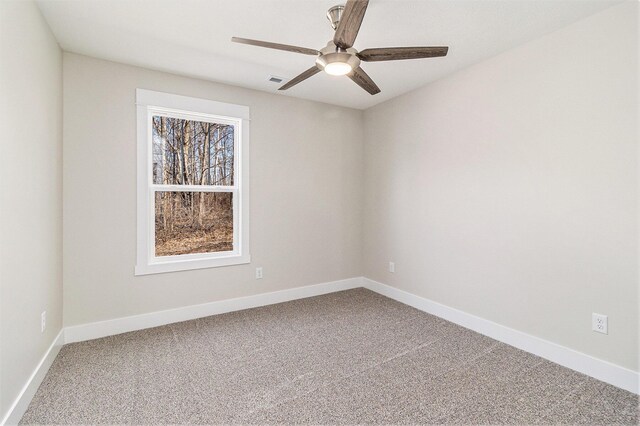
21, 288, 638, 425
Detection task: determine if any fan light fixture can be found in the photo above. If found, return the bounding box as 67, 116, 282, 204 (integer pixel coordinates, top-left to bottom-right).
316, 50, 360, 76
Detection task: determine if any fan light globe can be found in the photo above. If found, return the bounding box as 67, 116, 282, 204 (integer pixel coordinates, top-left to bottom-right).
324, 61, 352, 76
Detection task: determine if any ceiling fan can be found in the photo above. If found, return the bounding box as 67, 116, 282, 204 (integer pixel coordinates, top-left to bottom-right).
232, 0, 448, 95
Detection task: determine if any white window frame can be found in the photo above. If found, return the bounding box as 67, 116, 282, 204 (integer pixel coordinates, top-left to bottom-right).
135, 89, 250, 275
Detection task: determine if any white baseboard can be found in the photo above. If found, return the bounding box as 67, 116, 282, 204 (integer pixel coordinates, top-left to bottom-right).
362, 278, 639, 395
64, 277, 363, 344
2, 330, 64, 426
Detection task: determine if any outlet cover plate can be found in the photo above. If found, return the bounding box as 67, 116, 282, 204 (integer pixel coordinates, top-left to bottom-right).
592, 313, 608, 334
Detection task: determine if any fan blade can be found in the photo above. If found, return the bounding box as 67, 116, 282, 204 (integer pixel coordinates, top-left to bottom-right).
348, 66, 380, 95
333, 0, 369, 49
279, 66, 321, 90
231, 37, 320, 56
358, 46, 448, 62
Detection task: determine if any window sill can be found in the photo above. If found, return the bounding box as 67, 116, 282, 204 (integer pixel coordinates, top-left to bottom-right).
135, 253, 250, 276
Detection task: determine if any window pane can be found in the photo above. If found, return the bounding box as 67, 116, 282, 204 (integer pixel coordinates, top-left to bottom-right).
152, 116, 234, 186
155, 192, 233, 256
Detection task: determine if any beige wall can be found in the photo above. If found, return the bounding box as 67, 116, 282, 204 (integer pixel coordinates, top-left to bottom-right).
0, 0, 63, 420
362, 2, 638, 371
62, 53, 364, 327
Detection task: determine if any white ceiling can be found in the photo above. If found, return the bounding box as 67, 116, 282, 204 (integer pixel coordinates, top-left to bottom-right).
37, 0, 619, 110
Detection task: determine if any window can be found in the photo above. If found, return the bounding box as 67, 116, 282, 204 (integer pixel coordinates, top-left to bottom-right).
136, 89, 249, 275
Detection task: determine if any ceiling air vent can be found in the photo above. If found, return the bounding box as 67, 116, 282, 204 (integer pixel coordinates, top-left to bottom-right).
268, 75, 284, 84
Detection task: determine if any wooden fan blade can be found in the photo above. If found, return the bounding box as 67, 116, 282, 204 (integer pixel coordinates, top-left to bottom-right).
333, 0, 369, 49
231, 37, 320, 56
358, 46, 448, 62
279, 66, 321, 90
348, 66, 380, 95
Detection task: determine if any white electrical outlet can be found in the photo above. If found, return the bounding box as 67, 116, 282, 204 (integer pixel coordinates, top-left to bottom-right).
592, 313, 608, 334
41, 311, 46, 333
255, 267, 263, 279
388, 262, 395, 273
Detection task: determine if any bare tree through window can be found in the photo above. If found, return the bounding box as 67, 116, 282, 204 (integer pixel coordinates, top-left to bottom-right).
151, 115, 235, 256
